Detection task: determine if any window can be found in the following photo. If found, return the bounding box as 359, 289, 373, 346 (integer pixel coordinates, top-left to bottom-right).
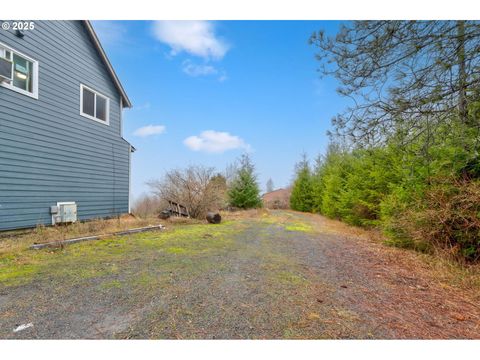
0, 42, 38, 99
80, 84, 110, 124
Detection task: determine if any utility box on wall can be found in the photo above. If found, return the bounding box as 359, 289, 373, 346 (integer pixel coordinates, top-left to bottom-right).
51, 202, 77, 225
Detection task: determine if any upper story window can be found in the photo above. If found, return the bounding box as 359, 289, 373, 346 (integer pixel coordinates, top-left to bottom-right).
80, 84, 110, 125
0, 42, 39, 99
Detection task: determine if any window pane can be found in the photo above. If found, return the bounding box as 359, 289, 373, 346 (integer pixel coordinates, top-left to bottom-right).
82, 88, 95, 117
12, 53, 33, 92
95, 95, 107, 121
0, 56, 12, 82
26, 61, 32, 92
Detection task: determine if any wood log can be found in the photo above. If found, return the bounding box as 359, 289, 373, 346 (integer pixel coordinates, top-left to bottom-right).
158, 210, 171, 220
206, 212, 221, 224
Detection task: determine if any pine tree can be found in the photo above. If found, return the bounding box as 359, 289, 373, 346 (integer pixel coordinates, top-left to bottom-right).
310, 21, 480, 145
311, 154, 326, 213
228, 154, 262, 209
290, 154, 314, 212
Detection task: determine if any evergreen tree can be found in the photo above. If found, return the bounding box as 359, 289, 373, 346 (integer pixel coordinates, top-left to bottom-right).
302, 21, 480, 261
290, 154, 314, 212
310, 21, 480, 145
228, 154, 262, 209
317, 148, 347, 219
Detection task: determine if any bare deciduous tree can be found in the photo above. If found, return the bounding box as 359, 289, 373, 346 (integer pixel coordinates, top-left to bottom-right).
132, 194, 165, 218
147, 165, 227, 219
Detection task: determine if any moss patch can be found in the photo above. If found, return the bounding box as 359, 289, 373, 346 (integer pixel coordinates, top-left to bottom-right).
166, 247, 188, 254
284, 223, 313, 233
0, 262, 40, 286
0, 221, 242, 288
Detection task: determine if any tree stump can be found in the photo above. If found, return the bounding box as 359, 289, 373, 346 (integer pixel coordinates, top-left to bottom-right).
206, 212, 221, 224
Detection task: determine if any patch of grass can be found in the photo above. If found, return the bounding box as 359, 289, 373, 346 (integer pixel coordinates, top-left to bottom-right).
0, 262, 40, 286
252, 210, 315, 234
84, 263, 119, 278
0, 252, 45, 286
166, 247, 188, 254
100, 279, 123, 290
284, 223, 313, 233
222, 208, 270, 221
0, 215, 164, 255
0, 219, 244, 288
275, 270, 308, 286
133, 272, 159, 287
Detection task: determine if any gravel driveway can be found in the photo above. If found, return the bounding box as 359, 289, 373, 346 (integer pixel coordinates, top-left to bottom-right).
0, 210, 479, 339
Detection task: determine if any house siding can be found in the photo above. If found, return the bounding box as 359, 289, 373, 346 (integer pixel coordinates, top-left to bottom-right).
0, 21, 130, 230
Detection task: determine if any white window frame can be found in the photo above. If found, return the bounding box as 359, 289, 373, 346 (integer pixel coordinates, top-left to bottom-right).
79, 83, 110, 125
0, 41, 39, 99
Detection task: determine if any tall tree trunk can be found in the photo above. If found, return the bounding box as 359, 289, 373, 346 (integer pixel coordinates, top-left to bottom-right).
457, 20, 468, 124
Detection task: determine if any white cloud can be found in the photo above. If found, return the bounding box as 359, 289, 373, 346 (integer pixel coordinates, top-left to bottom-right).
133, 125, 166, 137
152, 21, 229, 60
181, 60, 228, 82
182, 60, 218, 77
184, 130, 250, 154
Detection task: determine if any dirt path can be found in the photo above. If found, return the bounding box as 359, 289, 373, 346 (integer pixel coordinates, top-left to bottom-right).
0, 210, 479, 339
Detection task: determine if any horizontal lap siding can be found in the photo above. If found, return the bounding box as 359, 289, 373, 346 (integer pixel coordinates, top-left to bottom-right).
0, 21, 130, 230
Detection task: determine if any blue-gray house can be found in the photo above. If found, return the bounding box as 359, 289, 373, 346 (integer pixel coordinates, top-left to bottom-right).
0, 20, 134, 231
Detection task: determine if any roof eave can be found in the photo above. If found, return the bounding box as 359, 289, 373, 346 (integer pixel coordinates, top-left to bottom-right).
83, 20, 132, 108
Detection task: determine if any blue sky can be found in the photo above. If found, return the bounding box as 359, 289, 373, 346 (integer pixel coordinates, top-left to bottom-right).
92, 21, 346, 199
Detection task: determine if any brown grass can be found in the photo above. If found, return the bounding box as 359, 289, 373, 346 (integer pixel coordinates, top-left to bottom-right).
221, 208, 269, 221
262, 209, 480, 302
303, 210, 480, 299
0, 214, 202, 255
219, 209, 480, 338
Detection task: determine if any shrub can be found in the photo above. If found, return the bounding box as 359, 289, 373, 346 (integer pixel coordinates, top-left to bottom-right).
388, 178, 480, 262
290, 120, 480, 262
